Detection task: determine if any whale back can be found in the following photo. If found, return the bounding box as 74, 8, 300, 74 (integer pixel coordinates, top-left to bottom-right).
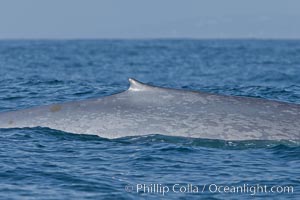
0, 79, 299, 140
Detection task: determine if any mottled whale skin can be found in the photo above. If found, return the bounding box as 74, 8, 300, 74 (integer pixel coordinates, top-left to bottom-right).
0, 79, 299, 140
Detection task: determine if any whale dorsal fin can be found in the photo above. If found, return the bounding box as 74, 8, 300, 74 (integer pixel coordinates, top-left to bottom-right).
128, 78, 156, 91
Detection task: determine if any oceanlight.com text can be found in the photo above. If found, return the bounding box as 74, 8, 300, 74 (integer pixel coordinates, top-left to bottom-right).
124, 183, 294, 196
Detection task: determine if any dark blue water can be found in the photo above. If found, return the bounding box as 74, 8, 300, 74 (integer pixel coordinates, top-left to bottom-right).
0, 40, 299, 199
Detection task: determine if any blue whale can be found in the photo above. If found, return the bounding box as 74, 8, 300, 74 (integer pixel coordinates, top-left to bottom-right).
0, 78, 299, 140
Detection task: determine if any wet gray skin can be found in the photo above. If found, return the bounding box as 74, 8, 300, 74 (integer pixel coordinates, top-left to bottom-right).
0, 78, 299, 140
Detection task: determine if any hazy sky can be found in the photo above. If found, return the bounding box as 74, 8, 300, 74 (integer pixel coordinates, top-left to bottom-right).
0, 0, 299, 39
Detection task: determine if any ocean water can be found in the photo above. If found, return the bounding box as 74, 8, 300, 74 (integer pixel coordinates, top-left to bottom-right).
0, 39, 299, 199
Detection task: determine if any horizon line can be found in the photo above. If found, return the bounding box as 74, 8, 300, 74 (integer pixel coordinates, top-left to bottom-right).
0, 37, 300, 41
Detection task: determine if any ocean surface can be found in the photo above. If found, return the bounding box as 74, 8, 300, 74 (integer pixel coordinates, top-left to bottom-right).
0, 39, 299, 199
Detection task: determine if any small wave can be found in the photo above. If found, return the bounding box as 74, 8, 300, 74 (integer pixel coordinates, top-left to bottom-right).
1, 128, 298, 150
113, 134, 300, 149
